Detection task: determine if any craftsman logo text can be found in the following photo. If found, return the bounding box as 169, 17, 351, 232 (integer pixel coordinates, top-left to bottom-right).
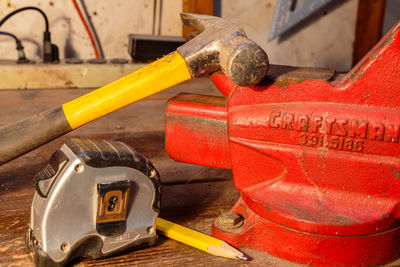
269, 111, 399, 152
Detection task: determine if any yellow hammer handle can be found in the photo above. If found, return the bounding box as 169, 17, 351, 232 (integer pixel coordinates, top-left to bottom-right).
0, 52, 191, 165
63, 52, 191, 129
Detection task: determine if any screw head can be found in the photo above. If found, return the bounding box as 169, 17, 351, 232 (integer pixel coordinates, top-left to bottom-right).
61, 242, 69, 252
216, 212, 244, 229
74, 164, 84, 173
147, 226, 155, 235
149, 168, 157, 178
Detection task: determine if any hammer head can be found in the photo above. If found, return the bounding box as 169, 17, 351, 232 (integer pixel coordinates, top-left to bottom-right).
178, 13, 269, 86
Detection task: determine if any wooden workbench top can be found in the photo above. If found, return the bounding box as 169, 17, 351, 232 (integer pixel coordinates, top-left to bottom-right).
0, 77, 395, 267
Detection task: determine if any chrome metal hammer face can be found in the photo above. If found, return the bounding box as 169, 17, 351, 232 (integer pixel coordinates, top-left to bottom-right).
0, 13, 269, 166
178, 13, 269, 86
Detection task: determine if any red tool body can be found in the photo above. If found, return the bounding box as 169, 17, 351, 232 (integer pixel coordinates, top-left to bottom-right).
165, 21, 400, 266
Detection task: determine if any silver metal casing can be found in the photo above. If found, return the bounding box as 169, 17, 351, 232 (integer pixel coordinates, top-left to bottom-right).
26, 139, 161, 266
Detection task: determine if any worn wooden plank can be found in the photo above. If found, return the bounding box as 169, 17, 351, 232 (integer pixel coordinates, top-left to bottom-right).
2, 77, 397, 266
0, 131, 232, 199
0, 174, 303, 267
0, 77, 239, 266
0, 63, 147, 90
0, 77, 231, 187
0, 74, 288, 265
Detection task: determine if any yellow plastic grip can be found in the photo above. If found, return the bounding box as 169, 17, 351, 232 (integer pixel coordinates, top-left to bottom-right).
62, 52, 191, 129
156, 217, 222, 252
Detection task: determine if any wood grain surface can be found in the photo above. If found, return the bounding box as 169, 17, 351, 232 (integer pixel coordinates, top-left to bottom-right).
0, 77, 397, 266
0, 77, 297, 267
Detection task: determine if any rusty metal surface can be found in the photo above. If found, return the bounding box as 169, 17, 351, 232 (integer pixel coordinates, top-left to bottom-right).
265, 64, 335, 83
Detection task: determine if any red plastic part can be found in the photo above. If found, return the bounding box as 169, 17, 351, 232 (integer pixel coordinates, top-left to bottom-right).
165, 21, 400, 266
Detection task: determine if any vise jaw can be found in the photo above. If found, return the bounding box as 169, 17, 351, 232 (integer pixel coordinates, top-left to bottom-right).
165, 21, 400, 266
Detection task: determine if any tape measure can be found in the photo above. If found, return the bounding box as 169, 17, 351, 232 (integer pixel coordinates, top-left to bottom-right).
25, 138, 161, 266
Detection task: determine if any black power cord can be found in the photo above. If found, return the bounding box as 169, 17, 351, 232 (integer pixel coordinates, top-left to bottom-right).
0, 31, 29, 63
0, 7, 49, 31
0, 6, 58, 63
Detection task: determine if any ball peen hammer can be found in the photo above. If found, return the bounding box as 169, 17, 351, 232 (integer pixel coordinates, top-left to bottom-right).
0, 13, 268, 165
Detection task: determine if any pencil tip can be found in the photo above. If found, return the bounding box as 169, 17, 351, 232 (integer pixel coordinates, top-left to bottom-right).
236, 254, 251, 261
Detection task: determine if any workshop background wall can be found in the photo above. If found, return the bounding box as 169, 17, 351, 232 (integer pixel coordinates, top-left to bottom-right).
221, 0, 358, 71
0, 0, 373, 72
0, 0, 182, 60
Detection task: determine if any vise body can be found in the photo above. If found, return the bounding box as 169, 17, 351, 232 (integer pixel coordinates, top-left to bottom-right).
165, 21, 400, 266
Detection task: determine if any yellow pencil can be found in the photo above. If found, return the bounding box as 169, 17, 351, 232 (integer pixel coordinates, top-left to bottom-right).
156, 217, 250, 261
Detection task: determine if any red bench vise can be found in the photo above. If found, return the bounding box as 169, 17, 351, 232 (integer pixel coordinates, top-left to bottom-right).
165, 21, 400, 266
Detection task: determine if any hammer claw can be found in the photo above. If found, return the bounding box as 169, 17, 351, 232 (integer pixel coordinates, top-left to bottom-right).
180, 13, 245, 36
180, 13, 207, 31
178, 13, 268, 86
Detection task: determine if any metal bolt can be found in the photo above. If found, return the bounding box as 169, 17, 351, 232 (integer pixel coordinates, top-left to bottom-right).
74, 164, 84, 173
216, 212, 244, 229
147, 226, 155, 235
149, 168, 157, 178
61, 242, 69, 252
